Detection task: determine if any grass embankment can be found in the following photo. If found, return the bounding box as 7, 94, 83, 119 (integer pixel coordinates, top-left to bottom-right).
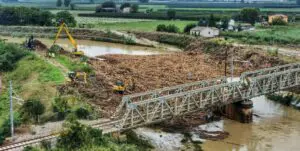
223, 24, 300, 46
0, 54, 65, 126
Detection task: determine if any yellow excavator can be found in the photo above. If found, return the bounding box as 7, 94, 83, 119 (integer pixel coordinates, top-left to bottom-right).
53, 20, 84, 56
68, 71, 87, 84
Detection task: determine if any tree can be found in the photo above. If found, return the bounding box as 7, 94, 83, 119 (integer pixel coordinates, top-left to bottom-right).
21, 99, 45, 123
139, 0, 149, 3
221, 17, 229, 30
64, 0, 71, 7
131, 4, 139, 13
56, 0, 62, 7
56, 11, 77, 27
208, 14, 217, 27
184, 23, 197, 33
198, 17, 208, 26
0, 42, 28, 72
70, 3, 76, 10
240, 8, 260, 25
167, 9, 176, 19
120, 3, 131, 10
166, 24, 179, 33
102, 1, 116, 8
39, 11, 54, 26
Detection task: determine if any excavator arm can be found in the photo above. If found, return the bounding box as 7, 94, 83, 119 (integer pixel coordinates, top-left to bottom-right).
53, 22, 80, 53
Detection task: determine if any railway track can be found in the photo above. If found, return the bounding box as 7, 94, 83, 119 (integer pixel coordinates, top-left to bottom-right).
0, 120, 121, 151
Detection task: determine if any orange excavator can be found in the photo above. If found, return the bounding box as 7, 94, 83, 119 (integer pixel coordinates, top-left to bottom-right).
52, 20, 84, 56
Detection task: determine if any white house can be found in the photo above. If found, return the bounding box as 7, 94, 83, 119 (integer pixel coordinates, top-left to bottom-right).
190, 27, 219, 38
123, 7, 131, 13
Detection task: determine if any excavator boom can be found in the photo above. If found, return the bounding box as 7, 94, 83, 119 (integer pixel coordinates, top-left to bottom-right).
53, 22, 82, 55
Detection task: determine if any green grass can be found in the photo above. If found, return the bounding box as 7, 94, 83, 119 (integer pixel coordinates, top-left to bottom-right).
0, 53, 65, 125
223, 23, 300, 45
82, 20, 196, 32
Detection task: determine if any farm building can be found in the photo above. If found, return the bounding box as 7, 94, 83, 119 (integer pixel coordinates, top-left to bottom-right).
268, 14, 288, 23
190, 27, 219, 38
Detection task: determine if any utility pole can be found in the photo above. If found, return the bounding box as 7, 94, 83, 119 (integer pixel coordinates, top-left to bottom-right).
9, 81, 14, 139
231, 53, 234, 82
224, 49, 228, 77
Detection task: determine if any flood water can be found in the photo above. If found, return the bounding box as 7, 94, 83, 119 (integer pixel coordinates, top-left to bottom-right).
0, 36, 174, 56
202, 96, 300, 151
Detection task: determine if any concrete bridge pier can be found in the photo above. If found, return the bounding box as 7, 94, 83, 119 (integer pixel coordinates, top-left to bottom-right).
224, 100, 253, 123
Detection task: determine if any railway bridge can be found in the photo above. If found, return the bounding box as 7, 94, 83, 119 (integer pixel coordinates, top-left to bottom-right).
113, 63, 300, 130
1, 63, 300, 150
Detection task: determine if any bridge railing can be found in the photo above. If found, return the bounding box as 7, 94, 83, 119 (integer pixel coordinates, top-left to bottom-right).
113, 77, 227, 119
240, 63, 300, 83
116, 67, 300, 130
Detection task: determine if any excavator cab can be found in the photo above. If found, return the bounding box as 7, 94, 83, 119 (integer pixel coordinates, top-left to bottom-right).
68, 71, 87, 84
52, 19, 84, 57
113, 81, 125, 94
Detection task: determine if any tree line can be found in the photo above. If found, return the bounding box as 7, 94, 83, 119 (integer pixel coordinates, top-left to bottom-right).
0, 6, 76, 27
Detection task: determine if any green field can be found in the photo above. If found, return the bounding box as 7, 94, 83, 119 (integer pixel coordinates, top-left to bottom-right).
223, 24, 300, 45
78, 19, 196, 32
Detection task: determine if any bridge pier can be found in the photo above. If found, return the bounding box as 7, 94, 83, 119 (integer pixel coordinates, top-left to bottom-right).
224, 100, 253, 123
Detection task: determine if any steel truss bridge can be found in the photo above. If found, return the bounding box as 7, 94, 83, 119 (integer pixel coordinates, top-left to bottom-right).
113, 63, 300, 130
1, 63, 300, 151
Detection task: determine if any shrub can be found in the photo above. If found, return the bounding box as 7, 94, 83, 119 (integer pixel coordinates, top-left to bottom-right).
166, 24, 179, 33
156, 24, 167, 32
52, 96, 71, 120
131, 4, 139, 13
120, 3, 131, 10
56, 120, 104, 150
271, 17, 288, 26
0, 42, 28, 72
56, 11, 77, 27
167, 9, 176, 19
0, 114, 21, 145
75, 107, 90, 119
184, 23, 197, 33
240, 8, 260, 25
20, 99, 45, 123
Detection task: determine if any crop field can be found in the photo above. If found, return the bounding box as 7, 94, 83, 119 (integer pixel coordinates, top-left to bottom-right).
76, 19, 196, 32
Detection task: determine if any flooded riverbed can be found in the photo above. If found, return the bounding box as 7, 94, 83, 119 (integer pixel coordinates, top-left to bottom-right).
0, 36, 178, 56
202, 96, 300, 151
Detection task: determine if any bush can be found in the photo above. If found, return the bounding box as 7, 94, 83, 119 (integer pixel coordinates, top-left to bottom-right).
240, 8, 260, 25
56, 120, 104, 150
167, 9, 176, 19
75, 107, 90, 119
156, 24, 167, 32
120, 3, 131, 10
56, 11, 77, 27
0, 42, 28, 72
20, 99, 45, 123
52, 96, 71, 120
131, 4, 139, 13
271, 17, 288, 26
0, 114, 21, 145
184, 23, 197, 33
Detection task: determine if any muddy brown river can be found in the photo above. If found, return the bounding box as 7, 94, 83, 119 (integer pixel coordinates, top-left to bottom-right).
202, 96, 300, 151
1, 36, 178, 56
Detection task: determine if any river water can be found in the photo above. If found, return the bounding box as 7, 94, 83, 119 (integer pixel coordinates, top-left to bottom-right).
135, 96, 300, 151
0, 36, 175, 56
